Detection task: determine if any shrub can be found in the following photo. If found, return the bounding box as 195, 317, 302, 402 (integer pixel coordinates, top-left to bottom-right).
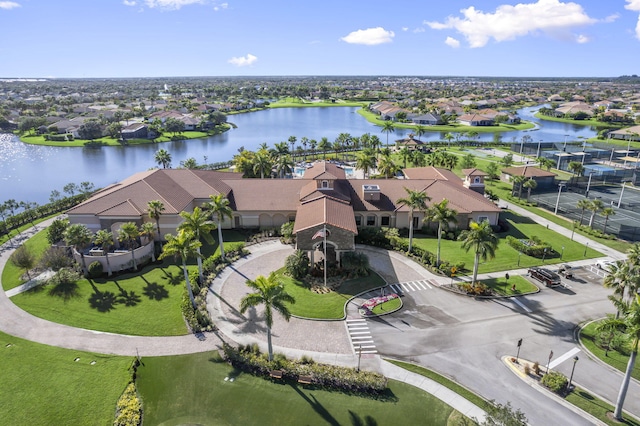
541, 371, 568, 394
113, 382, 142, 426
47, 218, 69, 245
9, 244, 35, 278
280, 221, 294, 242
340, 251, 370, 277
459, 282, 490, 296
48, 267, 81, 287
355, 227, 391, 248
506, 235, 554, 258
532, 361, 541, 376
87, 261, 103, 278
284, 250, 310, 280
38, 246, 73, 271
524, 364, 531, 376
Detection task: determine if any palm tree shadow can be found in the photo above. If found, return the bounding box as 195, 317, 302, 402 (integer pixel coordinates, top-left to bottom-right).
289, 384, 340, 426
88, 290, 118, 312
348, 410, 378, 426
161, 268, 183, 286
208, 288, 242, 316
47, 281, 80, 301
230, 306, 267, 334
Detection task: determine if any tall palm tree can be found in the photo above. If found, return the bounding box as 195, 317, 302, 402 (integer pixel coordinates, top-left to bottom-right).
614, 295, 640, 421
300, 136, 308, 160
154, 148, 172, 169
118, 222, 140, 271
414, 125, 426, 140
568, 161, 584, 179
370, 135, 382, 154
309, 139, 317, 159
601, 207, 615, 234
458, 220, 499, 285
205, 194, 234, 260
147, 200, 165, 245
443, 132, 454, 148
288, 136, 297, 158
275, 154, 294, 178
318, 137, 331, 160
587, 199, 604, 228
381, 121, 395, 148
159, 230, 201, 309
396, 187, 431, 252
63, 223, 93, 275
399, 147, 412, 169
139, 222, 157, 261
523, 178, 537, 201
178, 207, 215, 284
93, 229, 114, 276
239, 272, 295, 362
411, 151, 426, 167
604, 261, 635, 318
356, 150, 376, 179
253, 149, 272, 179
378, 154, 399, 179
576, 199, 591, 226
426, 199, 458, 267
511, 175, 527, 198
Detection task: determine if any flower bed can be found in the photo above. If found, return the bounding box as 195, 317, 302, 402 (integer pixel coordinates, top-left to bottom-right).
359, 293, 399, 317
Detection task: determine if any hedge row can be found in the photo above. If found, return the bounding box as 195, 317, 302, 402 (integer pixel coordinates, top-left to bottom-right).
221, 343, 388, 395
113, 358, 143, 426
506, 235, 554, 258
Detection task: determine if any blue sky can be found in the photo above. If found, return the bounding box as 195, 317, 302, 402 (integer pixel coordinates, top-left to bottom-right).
1, 0, 639, 78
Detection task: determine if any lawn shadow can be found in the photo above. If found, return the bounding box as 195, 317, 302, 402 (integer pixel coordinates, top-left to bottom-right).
118, 289, 142, 306
142, 282, 170, 301
47, 281, 80, 301
290, 383, 340, 426
88, 290, 118, 312
161, 268, 183, 286
348, 410, 378, 426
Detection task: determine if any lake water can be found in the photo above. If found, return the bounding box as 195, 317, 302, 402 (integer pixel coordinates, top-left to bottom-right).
0, 105, 598, 205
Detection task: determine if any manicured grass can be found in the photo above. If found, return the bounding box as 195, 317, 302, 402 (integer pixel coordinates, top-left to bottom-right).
0, 330, 131, 426
481, 275, 538, 296
371, 297, 402, 315
18, 128, 227, 147
409, 210, 601, 276
137, 351, 456, 426
268, 97, 366, 108
0, 214, 58, 247
2, 228, 50, 290
580, 320, 640, 381
566, 387, 640, 426
385, 359, 487, 409
11, 260, 188, 336
357, 108, 535, 133
279, 271, 386, 319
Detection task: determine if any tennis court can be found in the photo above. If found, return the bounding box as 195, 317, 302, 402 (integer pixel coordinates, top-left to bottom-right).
532, 182, 640, 241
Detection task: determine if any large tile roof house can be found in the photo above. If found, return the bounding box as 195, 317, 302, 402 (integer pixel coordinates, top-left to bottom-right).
68, 162, 501, 264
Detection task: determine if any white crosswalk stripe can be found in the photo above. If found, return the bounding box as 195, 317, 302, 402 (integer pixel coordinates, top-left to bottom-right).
386, 279, 439, 295
345, 318, 377, 354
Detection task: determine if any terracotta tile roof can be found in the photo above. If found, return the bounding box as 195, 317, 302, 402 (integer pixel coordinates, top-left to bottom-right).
225, 179, 307, 211
402, 166, 463, 183
501, 166, 557, 178
303, 162, 346, 180
462, 168, 488, 176
293, 197, 358, 234
299, 180, 351, 203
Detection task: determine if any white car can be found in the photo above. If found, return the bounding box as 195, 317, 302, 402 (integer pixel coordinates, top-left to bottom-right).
595, 259, 615, 270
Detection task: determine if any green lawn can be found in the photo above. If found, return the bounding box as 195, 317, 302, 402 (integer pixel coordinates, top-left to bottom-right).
11, 260, 188, 336
268, 97, 366, 108
0, 330, 131, 426
2, 228, 51, 290
481, 275, 539, 295
409, 210, 601, 276
371, 297, 402, 315
136, 351, 458, 426
280, 271, 386, 319
566, 387, 640, 426
580, 320, 640, 381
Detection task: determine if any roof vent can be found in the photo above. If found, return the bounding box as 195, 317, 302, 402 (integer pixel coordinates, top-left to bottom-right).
362, 184, 381, 201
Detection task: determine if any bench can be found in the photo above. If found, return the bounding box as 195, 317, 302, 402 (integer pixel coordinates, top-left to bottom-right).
298, 375, 313, 385
269, 369, 283, 380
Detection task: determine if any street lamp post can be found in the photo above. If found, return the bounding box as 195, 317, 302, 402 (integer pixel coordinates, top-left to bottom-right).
561, 246, 565, 260
567, 356, 579, 392
554, 183, 565, 214
618, 182, 626, 208
515, 338, 523, 364
542, 248, 547, 263
584, 242, 589, 257
585, 172, 594, 198
517, 251, 522, 267
571, 221, 576, 241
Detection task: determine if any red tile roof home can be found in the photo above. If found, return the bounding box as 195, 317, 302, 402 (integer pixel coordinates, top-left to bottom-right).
293, 197, 358, 234
501, 166, 556, 178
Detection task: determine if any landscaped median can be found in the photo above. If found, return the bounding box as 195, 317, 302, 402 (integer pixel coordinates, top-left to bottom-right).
359, 293, 402, 317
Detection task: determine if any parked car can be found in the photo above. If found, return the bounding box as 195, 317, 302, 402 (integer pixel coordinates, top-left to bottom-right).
528, 267, 561, 287
558, 264, 573, 279
595, 259, 615, 270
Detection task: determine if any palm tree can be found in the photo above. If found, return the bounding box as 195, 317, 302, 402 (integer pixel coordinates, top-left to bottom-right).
288, 136, 297, 158
275, 154, 294, 178
118, 222, 140, 271
381, 121, 395, 148
613, 295, 640, 421
568, 161, 584, 179
159, 230, 201, 309
253, 149, 272, 179
93, 229, 114, 276
604, 261, 635, 318
595, 314, 626, 357
414, 125, 426, 140
355, 150, 376, 179
601, 207, 615, 234
147, 200, 165, 245
537, 157, 556, 171
397, 187, 431, 252
587, 199, 604, 228
443, 132, 454, 148
426, 199, 458, 267
458, 220, 499, 285
309, 139, 317, 159
399, 147, 412, 169
523, 178, 537, 201
442, 152, 458, 170
239, 272, 295, 362
204, 194, 234, 260
377, 154, 399, 179
577, 199, 591, 226
318, 137, 331, 160
63, 224, 93, 275
139, 222, 157, 261
178, 207, 215, 284
511, 175, 527, 198
154, 148, 172, 169
300, 136, 308, 160
370, 135, 382, 154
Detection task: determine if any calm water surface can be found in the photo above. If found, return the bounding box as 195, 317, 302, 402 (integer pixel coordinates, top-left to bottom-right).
0, 106, 597, 205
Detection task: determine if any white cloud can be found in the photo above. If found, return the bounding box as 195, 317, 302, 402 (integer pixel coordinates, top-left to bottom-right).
0, 2, 21, 9
603, 13, 619, 23
425, 0, 596, 48
445, 36, 461, 48
575, 34, 590, 43
144, 0, 204, 10
402, 27, 409, 32
123, 0, 136, 6
228, 53, 257, 67
340, 27, 395, 45
413, 27, 425, 33
213, 2, 228, 11
626, 0, 640, 11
